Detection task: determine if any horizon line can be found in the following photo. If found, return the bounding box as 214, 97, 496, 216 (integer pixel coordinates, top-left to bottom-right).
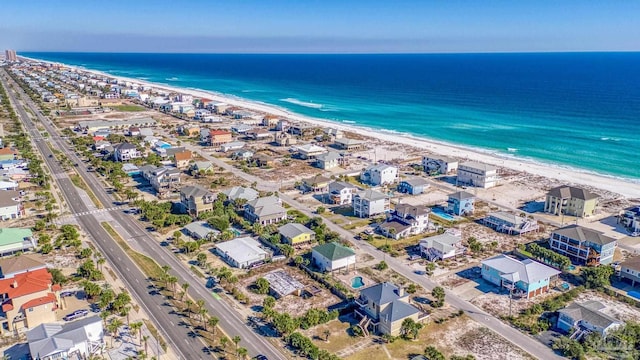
17, 50, 640, 56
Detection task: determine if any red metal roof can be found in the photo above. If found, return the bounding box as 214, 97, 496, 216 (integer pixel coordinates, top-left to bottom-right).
22, 293, 57, 310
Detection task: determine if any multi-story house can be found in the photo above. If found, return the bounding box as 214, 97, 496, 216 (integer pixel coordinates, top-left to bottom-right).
173, 150, 192, 169
446, 191, 475, 216
244, 196, 287, 225
481, 255, 560, 299
483, 212, 539, 235
544, 186, 599, 217
419, 232, 466, 261
456, 161, 499, 188
278, 223, 315, 246
621, 205, 640, 235
180, 185, 215, 217
422, 156, 458, 175
352, 189, 390, 218
28, 316, 105, 360
0, 268, 62, 335
360, 164, 398, 186
112, 143, 141, 162
354, 282, 424, 336
315, 152, 342, 170
207, 129, 232, 146
327, 181, 359, 205
149, 167, 181, 194
557, 301, 622, 338
0, 191, 23, 221
379, 204, 430, 239
311, 242, 356, 272
620, 256, 640, 287
301, 175, 331, 193
549, 225, 616, 266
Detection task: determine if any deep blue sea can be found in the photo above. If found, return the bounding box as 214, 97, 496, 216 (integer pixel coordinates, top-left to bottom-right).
23, 52, 640, 181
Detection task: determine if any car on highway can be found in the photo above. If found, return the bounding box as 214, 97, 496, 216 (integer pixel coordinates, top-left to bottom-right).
63, 309, 89, 321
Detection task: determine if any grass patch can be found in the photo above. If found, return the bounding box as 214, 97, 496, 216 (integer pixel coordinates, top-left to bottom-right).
190, 265, 205, 278
69, 173, 103, 209
101, 222, 165, 280
142, 319, 168, 351
111, 104, 145, 112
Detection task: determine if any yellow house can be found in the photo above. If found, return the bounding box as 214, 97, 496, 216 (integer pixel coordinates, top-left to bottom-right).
302, 174, 331, 193
0, 268, 61, 335
544, 186, 599, 217
278, 223, 315, 245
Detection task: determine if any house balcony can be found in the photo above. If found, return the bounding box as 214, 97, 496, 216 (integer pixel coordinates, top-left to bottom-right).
355, 297, 367, 308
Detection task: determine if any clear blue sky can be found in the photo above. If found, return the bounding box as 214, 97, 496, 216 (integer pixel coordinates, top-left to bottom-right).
2, 0, 639, 53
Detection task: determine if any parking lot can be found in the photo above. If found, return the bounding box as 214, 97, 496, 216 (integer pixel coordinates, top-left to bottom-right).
56, 290, 93, 321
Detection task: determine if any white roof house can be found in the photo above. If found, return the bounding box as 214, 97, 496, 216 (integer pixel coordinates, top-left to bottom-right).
27, 316, 104, 360
215, 237, 268, 268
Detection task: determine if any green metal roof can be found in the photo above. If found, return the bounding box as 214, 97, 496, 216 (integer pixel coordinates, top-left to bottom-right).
312, 242, 355, 261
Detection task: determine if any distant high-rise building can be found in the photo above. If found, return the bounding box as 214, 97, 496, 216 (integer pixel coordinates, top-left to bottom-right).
4, 50, 17, 62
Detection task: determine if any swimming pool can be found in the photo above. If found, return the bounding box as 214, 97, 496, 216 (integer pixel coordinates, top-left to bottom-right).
431, 208, 456, 222
351, 276, 365, 289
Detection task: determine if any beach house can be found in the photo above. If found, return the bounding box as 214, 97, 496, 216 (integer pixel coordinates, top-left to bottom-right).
311, 242, 356, 272
301, 174, 331, 193
619, 257, 640, 287
179, 185, 215, 217
361, 164, 398, 186
397, 178, 430, 195
419, 232, 466, 261
183, 221, 219, 241
112, 143, 140, 162
456, 161, 499, 188
549, 225, 616, 266
0, 268, 62, 335
215, 237, 268, 269
278, 223, 315, 246
353, 189, 390, 218
149, 167, 181, 194
27, 316, 105, 360
379, 204, 430, 239
173, 150, 192, 169
315, 151, 342, 170
334, 138, 366, 151
481, 255, 560, 299
222, 186, 259, 203
0, 190, 23, 220
422, 156, 458, 175
556, 301, 622, 338
220, 141, 246, 152
621, 205, 640, 235
0, 254, 47, 279
354, 282, 424, 336
327, 181, 359, 205
295, 144, 328, 160
544, 186, 599, 218
244, 196, 287, 225
483, 212, 539, 235
0, 228, 37, 256
207, 129, 233, 146
446, 191, 475, 216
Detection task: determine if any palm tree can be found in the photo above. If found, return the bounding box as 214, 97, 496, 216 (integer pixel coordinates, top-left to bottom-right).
100, 311, 109, 327
323, 329, 331, 342
181, 283, 190, 301
232, 335, 241, 355
107, 318, 124, 348
167, 276, 178, 299
142, 335, 149, 355
196, 299, 205, 317
237, 347, 248, 360
208, 317, 219, 336
220, 337, 228, 352
185, 299, 194, 318
200, 308, 208, 326
97, 257, 106, 272
130, 321, 143, 346
121, 306, 131, 325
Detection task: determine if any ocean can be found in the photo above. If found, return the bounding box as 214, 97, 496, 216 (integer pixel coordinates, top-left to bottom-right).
22, 52, 640, 181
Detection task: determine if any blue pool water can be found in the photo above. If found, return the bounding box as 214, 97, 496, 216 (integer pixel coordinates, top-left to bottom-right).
628, 291, 640, 300
431, 208, 456, 221
351, 276, 365, 289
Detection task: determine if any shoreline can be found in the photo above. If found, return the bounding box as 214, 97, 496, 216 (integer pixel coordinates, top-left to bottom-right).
28, 57, 640, 199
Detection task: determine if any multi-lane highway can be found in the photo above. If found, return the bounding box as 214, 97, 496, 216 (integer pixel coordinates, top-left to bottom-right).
0, 69, 287, 360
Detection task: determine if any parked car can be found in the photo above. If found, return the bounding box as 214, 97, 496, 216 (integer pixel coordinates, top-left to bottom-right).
63, 309, 89, 321
60, 291, 74, 298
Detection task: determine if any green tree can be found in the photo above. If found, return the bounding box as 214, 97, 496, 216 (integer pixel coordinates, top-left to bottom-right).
581, 266, 614, 289
432, 286, 446, 308
425, 262, 436, 276
400, 318, 422, 339
423, 346, 445, 360
376, 261, 388, 271
196, 252, 208, 268
263, 296, 276, 310
552, 336, 586, 360
208, 316, 219, 335
254, 278, 270, 295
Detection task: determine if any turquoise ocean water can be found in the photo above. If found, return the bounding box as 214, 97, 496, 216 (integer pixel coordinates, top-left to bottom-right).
22, 52, 640, 181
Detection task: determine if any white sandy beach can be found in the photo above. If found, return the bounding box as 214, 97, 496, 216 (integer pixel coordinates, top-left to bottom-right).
50, 60, 640, 199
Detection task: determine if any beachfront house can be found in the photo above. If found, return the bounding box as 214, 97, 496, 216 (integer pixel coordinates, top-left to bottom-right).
334, 138, 366, 151
315, 151, 342, 170
379, 204, 430, 239
215, 237, 268, 269
353, 189, 390, 218
397, 177, 430, 195
0, 228, 37, 256
620, 257, 640, 287
295, 144, 328, 160
422, 156, 459, 175
361, 164, 398, 186
419, 232, 465, 261
180, 185, 215, 217
549, 225, 616, 266
446, 191, 475, 216
481, 255, 560, 299
327, 181, 359, 205
354, 282, 424, 336
544, 186, 599, 218
456, 161, 499, 188
311, 242, 356, 272
557, 301, 622, 338
621, 206, 640, 235
483, 212, 539, 235
278, 223, 315, 246
244, 196, 287, 225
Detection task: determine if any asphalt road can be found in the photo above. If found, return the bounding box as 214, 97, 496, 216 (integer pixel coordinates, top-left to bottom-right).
0, 70, 287, 360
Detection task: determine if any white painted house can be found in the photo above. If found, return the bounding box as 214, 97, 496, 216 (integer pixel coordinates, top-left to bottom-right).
457, 161, 499, 189
312, 242, 356, 272
361, 164, 398, 186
